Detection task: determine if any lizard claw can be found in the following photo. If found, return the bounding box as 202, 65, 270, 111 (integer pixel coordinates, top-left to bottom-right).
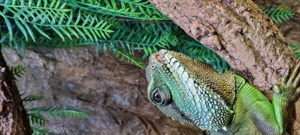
273, 85, 280, 94
293, 61, 300, 87
280, 70, 289, 88
286, 60, 300, 88
279, 60, 300, 100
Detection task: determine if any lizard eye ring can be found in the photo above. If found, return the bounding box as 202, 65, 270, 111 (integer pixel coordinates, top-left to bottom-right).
150, 87, 172, 106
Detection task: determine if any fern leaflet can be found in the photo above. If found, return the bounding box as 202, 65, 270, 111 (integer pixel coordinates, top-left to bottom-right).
290, 44, 300, 59
10, 65, 26, 79
262, 7, 294, 24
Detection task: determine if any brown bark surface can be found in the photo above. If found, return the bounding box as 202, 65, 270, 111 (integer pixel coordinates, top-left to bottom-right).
3, 48, 203, 135
149, 0, 297, 93
0, 46, 32, 134
253, 0, 300, 46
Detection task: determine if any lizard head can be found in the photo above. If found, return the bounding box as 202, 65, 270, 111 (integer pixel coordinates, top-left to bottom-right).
146, 49, 189, 123
146, 49, 236, 131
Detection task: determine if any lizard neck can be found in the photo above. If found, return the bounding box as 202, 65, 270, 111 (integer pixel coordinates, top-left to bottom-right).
224, 80, 263, 135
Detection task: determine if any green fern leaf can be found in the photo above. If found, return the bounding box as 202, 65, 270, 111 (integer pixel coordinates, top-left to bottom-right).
28, 113, 49, 127
0, 12, 13, 41
290, 44, 300, 59
32, 24, 51, 40
112, 48, 146, 69
262, 7, 294, 24
27, 106, 88, 119
70, 0, 169, 20
1, 0, 231, 73
1, 0, 113, 43
10, 65, 26, 79
31, 126, 50, 135
22, 95, 43, 103
15, 20, 29, 41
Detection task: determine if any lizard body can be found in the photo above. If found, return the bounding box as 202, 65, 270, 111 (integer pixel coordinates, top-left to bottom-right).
146, 49, 300, 135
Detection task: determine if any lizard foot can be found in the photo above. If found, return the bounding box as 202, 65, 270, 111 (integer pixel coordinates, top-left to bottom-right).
278, 60, 300, 100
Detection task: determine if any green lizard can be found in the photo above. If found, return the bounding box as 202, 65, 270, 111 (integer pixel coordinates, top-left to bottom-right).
146, 49, 300, 135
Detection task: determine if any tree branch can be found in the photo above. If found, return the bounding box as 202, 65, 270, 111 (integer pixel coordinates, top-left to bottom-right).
0, 45, 32, 134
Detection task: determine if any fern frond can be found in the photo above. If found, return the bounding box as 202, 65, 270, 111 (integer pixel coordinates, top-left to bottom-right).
10, 65, 26, 79
120, 0, 169, 20
1, 32, 28, 55
107, 30, 177, 55
27, 106, 88, 118
290, 44, 300, 59
101, 21, 178, 55
71, 0, 169, 20
0, 11, 13, 41
28, 113, 49, 127
1, 0, 114, 43
31, 126, 50, 135
22, 95, 43, 103
262, 7, 294, 24
22, 92, 88, 134
111, 47, 146, 69
1, 0, 231, 73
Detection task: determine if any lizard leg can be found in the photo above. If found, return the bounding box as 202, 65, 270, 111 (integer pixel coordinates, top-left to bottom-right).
272, 60, 300, 134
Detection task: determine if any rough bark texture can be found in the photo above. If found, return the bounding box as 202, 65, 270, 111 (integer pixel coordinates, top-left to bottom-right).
0, 46, 32, 134
149, 0, 297, 93
2, 48, 202, 135
253, 0, 300, 45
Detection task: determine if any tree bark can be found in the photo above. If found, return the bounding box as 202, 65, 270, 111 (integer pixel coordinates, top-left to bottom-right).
0, 45, 32, 134
149, 0, 297, 93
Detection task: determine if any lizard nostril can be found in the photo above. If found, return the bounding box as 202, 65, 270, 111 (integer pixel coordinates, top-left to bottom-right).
155, 53, 163, 63
155, 49, 168, 63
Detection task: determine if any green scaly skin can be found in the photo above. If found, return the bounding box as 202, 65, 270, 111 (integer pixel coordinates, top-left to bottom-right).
146, 49, 300, 135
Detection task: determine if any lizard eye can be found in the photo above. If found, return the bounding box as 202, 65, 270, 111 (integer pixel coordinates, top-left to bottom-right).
153, 90, 162, 103
150, 88, 172, 106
